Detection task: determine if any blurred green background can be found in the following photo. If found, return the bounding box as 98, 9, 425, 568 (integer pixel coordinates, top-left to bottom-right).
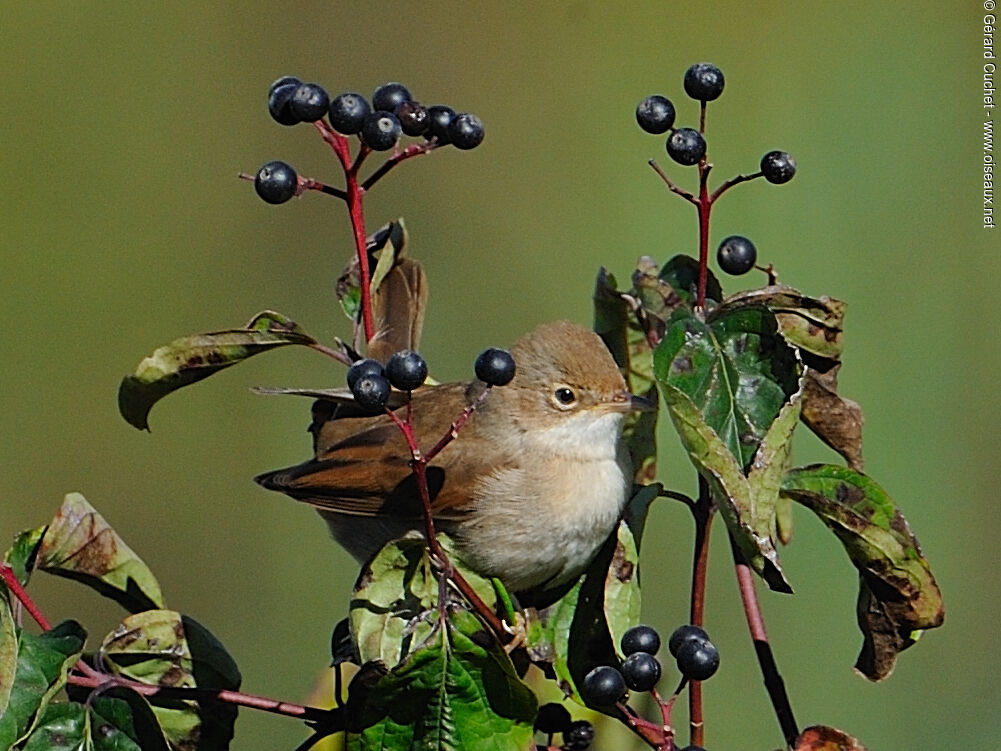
3, 2, 996, 749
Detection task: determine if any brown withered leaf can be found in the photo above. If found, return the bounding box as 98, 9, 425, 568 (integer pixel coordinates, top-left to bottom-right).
802, 360, 864, 471
793, 724, 868, 751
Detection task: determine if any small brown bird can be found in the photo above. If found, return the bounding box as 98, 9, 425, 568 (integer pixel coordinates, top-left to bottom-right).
256, 321, 651, 595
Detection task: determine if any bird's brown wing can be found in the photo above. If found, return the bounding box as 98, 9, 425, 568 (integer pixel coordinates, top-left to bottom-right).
256, 382, 501, 522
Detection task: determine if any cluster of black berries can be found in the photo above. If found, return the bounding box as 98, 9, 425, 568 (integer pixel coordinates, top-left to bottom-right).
636, 63, 797, 277
581, 624, 720, 707
256, 78, 484, 206
346, 347, 515, 414
533, 704, 594, 750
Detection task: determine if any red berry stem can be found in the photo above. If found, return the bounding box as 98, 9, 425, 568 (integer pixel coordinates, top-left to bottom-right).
1, 562, 51, 630
709, 170, 764, 204
687, 476, 714, 748
730, 538, 799, 747
614, 701, 670, 749
361, 140, 439, 192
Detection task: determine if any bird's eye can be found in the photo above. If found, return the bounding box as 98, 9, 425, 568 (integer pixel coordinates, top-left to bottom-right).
554, 387, 577, 405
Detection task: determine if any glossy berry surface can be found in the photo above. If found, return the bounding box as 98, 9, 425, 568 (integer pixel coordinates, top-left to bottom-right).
346, 358, 384, 390
621, 624, 661, 656
329, 92, 371, 135
361, 112, 402, 151
385, 350, 428, 391
289, 82, 330, 122
533, 702, 571, 734
425, 105, 456, 144
254, 161, 297, 204
448, 113, 485, 150
395, 101, 429, 136
666, 128, 706, 166
760, 150, 797, 184
622, 652, 661, 692
636, 95, 676, 134
667, 624, 709, 658
372, 82, 412, 113
676, 638, 720, 681
268, 76, 302, 126
474, 348, 516, 386
683, 63, 725, 101
582, 665, 625, 706
351, 374, 391, 413
564, 720, 595, 750
717, 235, 757, 275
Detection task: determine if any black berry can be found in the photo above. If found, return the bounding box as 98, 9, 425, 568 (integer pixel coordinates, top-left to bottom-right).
385, 350, 428, 391
667, 624, 709, 658
289, 82, 330, 122
760, 150, 796, 184
395, 101, 429, 136
676, 638, 720, 681
582, 665, 625, 706
716, 235, 757, 275
361, 111, 402, 151
254, 161, 298, 204
666, 128, 706, 166
372, 82, 412, 113
683, 63, 725, 102
621, 652, 661, 692
425, 105, 456, 144
474, 348, 516, 386
346, 358, 384, 390
448, 113, 485, 150
351, 374, 391, 413
329, 92, 371, 135
268, 76, 302, 126
621, 625, 661, 656
564, 720, 595, 751
534, 702, 571, 735
636, 95, 676, 134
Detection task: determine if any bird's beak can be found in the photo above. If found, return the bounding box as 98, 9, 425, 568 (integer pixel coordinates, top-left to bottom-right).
606, 390, 657, 413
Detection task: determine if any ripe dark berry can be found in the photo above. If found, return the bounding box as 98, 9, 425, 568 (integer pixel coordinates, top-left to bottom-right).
448, 113, 485, 150
268, 76, 302, 126
564, 720, 595, 750
716, 235, 757, 275
667, 624, 709, 658
621, 652, 661, 692
760, 150, 797, 184
533, 702, 571, 735
636, 95, 676, 134
385, 350, 428, 391
289, 82, 330, 122
683, 63, 725, 101
666, 128, 706, 166
676, 638, 720, 681
425, 105, 456, 144
372, 82, 412, 113
621, 625, 661, 656
361, 111, 402, 151
346, 358, 384, 390
474, 348, 516, 386
582, 665, 625, 706
351, 374, 391, 413
254, 161, 298, 204
395, 101, 429, 136
329, 92, 371, 135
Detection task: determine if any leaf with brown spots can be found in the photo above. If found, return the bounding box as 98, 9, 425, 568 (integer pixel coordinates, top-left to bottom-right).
100, 610, 240, 750
793, 724, 868, 750
37, 493, 164, 613
118, 309, 320, 430
781, 465, 944, 680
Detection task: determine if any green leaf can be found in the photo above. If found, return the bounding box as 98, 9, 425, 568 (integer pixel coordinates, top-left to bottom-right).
659, 254, 722, 306
781, 465, 945, 680
3, 527, 46, 587
100, 610, 240, 750
36, 493, 164, 613
0, 595, 17, 721
346, 610, 536, 751
602, 522, 641, 661
0, 620, 86, 749
19, 696, 157, 751
350, 534, 496, 669
118, 310, 318, 430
